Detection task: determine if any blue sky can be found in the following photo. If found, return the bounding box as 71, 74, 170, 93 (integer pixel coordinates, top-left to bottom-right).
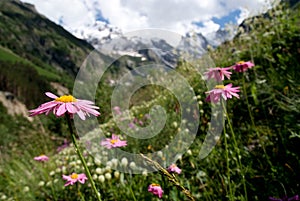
192, 9, 241, 31
20, 0, 274, 36
212, 10, 241, 27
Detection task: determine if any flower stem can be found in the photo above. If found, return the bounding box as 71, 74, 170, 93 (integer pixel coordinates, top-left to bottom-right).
222, 101, 248, 200
241, 76, 255, 130
223, 119, 234, 200
242, 76, 273, 168
66, 115, 102, 201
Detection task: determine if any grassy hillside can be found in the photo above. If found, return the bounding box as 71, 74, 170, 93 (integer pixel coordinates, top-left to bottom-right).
0, 0, 93, 76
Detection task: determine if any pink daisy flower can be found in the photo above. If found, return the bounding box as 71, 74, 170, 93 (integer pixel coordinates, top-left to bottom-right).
148, 183, 164, 198
231, 61, 254, 72
29, 92, 100, 120
62, 173, 88, 186
204, 67, 232, 82
34, 154, 49, 162
100, 134, 127, 149
167, 164, 182, 174
205, 84, 240, 103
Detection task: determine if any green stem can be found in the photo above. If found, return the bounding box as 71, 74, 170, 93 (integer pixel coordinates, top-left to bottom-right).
222, 101, 248, 200
129, 182, 137, 201
242, 76, 273, 168
77, 183, 86, 201
223, 118, 234, 200
66, 115, 102, 201
242, 76, 256, 131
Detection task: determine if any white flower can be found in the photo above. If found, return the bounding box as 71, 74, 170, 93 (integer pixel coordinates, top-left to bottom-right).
38, 181, 45, 187
94, 158, 101, 166
157, 151, 163, 158
142, 170, 148, 177
93, 174, 98, 180
129, 162, 136, 169
105, 173, 112, 180
98, 175, 105, 183
106, 161, 112, 168
121, 157, 128, 167
214, 136, 220, 142
105, 166, 111, 172
23, 186, 30, 192
69, 161, 76, 166
95, 168, 103, 175
111, 158, 118, 168
187, 149, 192, 156
49, 171, 55, 176
114, 171, 120, 179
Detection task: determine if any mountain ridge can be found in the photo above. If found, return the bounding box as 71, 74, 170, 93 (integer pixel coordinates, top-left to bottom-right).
0, 0, 94, 76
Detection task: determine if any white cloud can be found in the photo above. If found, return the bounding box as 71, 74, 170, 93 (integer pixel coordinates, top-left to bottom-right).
21, 0, 276, 36
195, 20, 220, 36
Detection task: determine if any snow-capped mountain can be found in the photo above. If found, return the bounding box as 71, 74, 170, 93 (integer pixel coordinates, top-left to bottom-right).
205, 24, 237, 47
69, 20, 235, 68
71, 21, 123, 48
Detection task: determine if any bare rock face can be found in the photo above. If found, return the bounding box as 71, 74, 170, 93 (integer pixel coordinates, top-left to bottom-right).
50, 82, 69, 96
0, 91, 33, 121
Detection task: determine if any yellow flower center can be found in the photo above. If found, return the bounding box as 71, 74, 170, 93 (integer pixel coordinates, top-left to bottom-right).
151, 183, 160, 187
237, 61, 245, 64
110, 139, 118, 144
215, 85, 225, 89
55, 95, 76, 103
71, 173, 78, 179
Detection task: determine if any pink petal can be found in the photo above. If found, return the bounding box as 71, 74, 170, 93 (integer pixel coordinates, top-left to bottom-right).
45, 92, 58, 99
62, 175, 71, 180
56, 104, 67, 116
76, 110, 86, 120
66, 103, 76, 113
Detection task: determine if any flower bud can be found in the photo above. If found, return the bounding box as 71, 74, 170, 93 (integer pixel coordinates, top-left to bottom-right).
98, 175, 105, 183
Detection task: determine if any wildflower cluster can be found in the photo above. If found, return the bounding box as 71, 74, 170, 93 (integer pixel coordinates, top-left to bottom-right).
204, 61, 254, 103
